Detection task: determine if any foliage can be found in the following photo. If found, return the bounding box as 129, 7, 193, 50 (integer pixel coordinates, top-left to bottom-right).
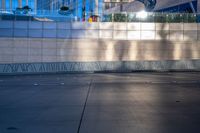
102, 14, 112, 22
23, 6, 32, 10
105, 13, 198, 23
113, 13, 127, 22
60, 6, 69, 11
15, 6, 32, 15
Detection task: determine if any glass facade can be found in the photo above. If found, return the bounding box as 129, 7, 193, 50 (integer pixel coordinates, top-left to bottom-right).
0, 0, 67, 11
37, 0, 51, 10
0, 0, 199, 21
65, 0, 103, 20
0, 0, 36, 10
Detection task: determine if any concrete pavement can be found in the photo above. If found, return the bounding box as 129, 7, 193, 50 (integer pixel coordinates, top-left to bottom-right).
0, 72, 200, 133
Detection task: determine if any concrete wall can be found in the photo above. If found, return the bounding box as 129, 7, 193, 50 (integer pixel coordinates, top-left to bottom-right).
0, 21, 200, 74
0, 38, 200, 63
0, 38, 199, 74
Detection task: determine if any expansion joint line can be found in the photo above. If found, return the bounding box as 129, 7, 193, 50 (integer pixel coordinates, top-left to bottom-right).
77, 79, 93, 133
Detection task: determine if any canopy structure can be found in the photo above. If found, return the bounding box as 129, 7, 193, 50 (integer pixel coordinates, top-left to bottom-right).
137, 0, 156, 11
103, 0, 156, 13
104, 0, 198, 13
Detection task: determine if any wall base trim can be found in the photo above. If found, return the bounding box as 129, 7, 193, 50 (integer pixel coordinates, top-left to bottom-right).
0, 60, 200, 75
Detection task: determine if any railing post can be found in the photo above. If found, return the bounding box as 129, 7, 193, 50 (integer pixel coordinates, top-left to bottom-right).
112, 13, 114, 22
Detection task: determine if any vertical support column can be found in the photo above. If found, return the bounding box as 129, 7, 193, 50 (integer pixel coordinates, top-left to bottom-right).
85, 0, 90, 19
95, 0, 98, 15
62, 0, 65, 6
51, 0, 54, 10
198, 0, 200, 40
26, 0, 29, 6
1, 0, 6, 10
198, 0, 200, 13
10, 0, 12, 11
49, 0, 52, 10
34, 0, 37, 13
77, 0, 83, 21
120, 0, 123, 12
74, 0, 77, 17
98, 0, 102, 17
197, 0, 200, 24
18, 0, 22, 8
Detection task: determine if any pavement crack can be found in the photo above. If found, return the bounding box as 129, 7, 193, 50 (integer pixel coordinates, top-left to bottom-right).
77, 79, 93, 133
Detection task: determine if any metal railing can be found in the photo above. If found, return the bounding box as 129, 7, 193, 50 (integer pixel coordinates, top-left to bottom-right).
101, 12, 200, 23
0, 9, 200, 23
0, 9, 73, 22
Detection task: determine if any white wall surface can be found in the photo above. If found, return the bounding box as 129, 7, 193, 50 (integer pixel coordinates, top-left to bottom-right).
0, 38, 199, 64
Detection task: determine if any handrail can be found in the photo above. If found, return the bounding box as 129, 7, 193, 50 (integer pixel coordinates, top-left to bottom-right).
0, 9, 199, 23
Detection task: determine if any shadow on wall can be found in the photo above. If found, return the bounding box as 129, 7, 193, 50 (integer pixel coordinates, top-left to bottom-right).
16, 21, 199, 71
1, 20, 200, 73
109, 23, 199, 71
113, 40, 131, 71
98, 40, 108, 61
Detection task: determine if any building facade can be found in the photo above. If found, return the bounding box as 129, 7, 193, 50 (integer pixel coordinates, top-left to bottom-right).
0, 0, 67, 11
0, 0, 37, 11
104, 0, 200, 13
65, 0, 103, 20
0, 0, 199, 16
